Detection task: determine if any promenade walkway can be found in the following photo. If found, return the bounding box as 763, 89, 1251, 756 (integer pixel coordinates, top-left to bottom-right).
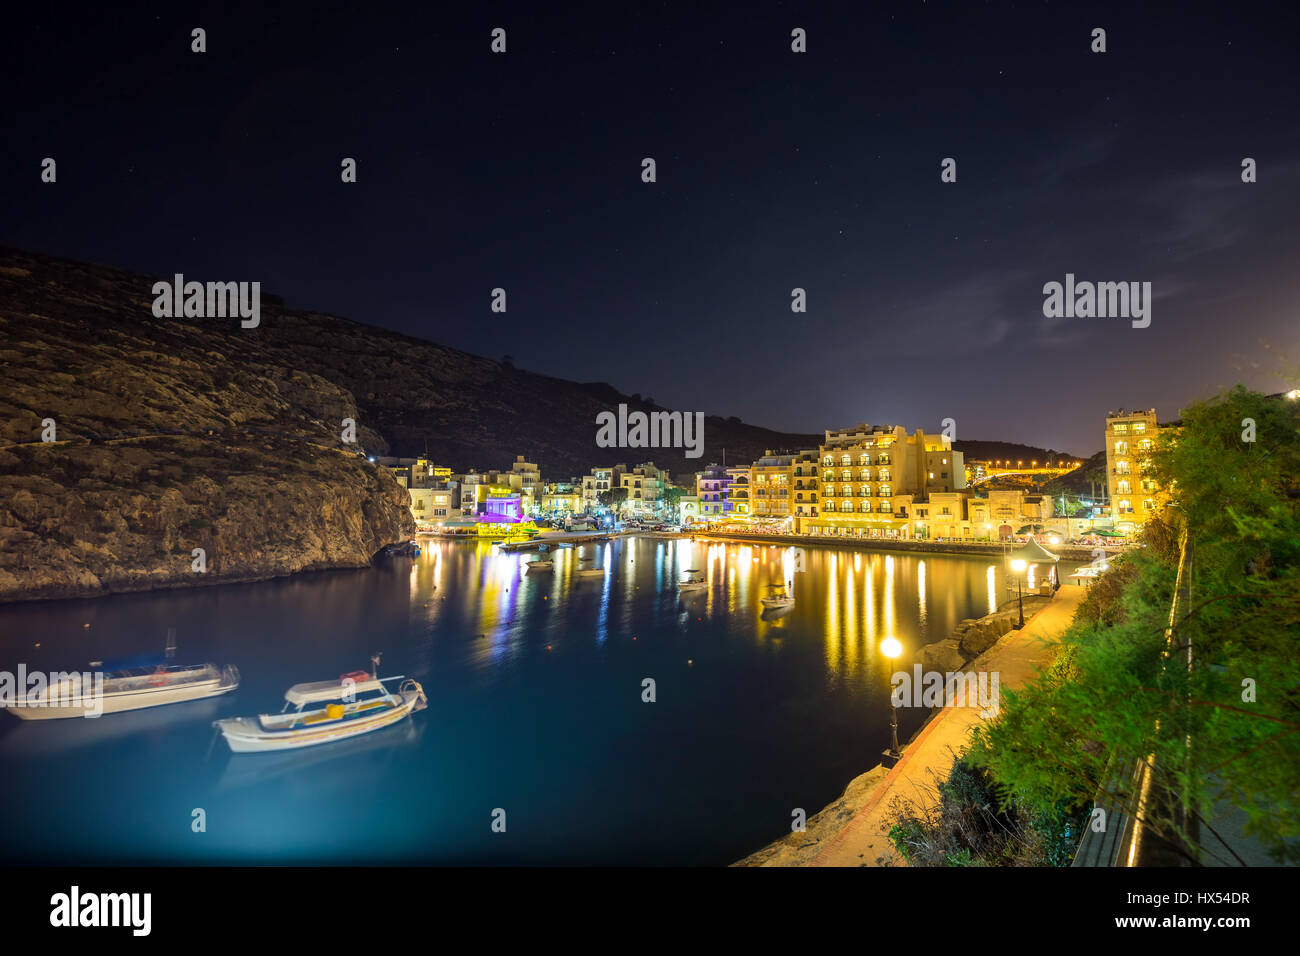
740, 584, 1086, 867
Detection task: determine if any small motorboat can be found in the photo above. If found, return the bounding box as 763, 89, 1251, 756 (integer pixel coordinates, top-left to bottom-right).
214, 655, 426, 753
2, 654, 239, 720
528, 558, 554, 571
678, 570, 707, 592
760, 583, 795, 610
575, 564, 606, 578
379, 540, 420, 558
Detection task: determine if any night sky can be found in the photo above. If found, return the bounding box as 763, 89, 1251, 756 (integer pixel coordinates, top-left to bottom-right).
4, 1, 1297, 456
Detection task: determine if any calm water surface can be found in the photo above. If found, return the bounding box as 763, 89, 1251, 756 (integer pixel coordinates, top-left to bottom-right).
0, 537, 1067, 864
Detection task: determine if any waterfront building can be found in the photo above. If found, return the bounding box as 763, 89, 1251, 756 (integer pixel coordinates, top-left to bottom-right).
912, 491, 968, 539
725, 465, 751, 521
968, 490, 1055, 539
790, 448, 820, 533
582, 465, 624, 510
1104, 408, 1167, 533
695, 463, 730, 517
621, 462, 667, 516
807, 424, 966, 539
750, 450, 797, 530
540, 481, 582, 515
678, 493, 701, 525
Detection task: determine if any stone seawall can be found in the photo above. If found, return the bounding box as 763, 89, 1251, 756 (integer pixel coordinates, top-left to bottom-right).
683, 530, 1107, 562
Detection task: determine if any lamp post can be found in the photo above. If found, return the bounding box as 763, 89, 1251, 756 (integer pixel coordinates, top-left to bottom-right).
881, 636, 903, 764
1010, 558, 1026, 628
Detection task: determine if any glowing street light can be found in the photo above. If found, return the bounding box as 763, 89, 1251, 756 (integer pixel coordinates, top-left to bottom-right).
881, 637, 903, 761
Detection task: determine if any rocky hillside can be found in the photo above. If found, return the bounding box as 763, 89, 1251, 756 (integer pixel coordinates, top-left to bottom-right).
0, 246, 816, 602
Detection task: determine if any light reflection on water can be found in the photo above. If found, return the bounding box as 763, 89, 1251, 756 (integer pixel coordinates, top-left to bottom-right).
0, 536, 1077, 865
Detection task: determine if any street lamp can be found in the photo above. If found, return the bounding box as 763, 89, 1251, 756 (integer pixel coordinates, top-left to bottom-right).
881, 636, 903, 762
1010, 558, 1027, 628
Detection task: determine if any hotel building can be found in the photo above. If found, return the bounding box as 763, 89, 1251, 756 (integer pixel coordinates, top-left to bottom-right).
806, 424, 966, 539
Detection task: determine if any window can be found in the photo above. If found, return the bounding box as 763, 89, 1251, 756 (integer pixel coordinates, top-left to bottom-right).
1143, 498, 1156, 511
879, 503, 892, 513
1132, 422, 1146, 434
1115, 441, 1128, 455
859, 454, 871, 465
1112, 423, 1129, 434
879, 485, 892, 497
824, 501, 835, 512
433, 508, 446, 517
841, 455, 851, 466
1116, 460, 1131, 475
878, 469, 890, 482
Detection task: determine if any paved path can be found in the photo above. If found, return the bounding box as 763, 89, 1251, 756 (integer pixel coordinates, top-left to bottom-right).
802, 584, 1087, 867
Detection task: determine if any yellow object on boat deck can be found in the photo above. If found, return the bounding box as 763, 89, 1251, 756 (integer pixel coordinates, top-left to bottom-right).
326, 703, 345, 720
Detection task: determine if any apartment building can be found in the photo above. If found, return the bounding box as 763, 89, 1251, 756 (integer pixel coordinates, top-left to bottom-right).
1104, 408, 1165, 533
696, 463, 731, 516
749, 450, 797, 527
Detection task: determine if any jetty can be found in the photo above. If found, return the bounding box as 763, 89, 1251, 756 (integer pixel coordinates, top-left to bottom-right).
497, 530, 625, 553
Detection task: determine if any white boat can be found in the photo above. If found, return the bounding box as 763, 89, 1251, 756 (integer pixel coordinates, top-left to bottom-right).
760, 583, 795, 609
678, 569, 707, 592
214, 656, 426, 753
527, 559, 554, 571
3, 655, 239, 720
575, 565, 606, 578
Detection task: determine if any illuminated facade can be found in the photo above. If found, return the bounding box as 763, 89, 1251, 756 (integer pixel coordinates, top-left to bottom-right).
621, 462, 667, 515
1105, 408, 1165, 533
725, 465, 751, 519
749, 451, 796, 527
696, 464, 730, 516
806, 424, 966, 538
582, 465, 624, 510
790, 449, 820, 531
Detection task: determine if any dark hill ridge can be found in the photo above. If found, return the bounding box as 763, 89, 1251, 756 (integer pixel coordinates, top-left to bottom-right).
0, 246, 820, 478
951, 439, 1088, 465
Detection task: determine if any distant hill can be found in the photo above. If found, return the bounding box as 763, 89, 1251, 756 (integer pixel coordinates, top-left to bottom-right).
952, 439, 1088, 465
1042, 450, 1109, 496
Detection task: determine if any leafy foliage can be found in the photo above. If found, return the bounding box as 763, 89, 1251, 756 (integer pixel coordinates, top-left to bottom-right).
970, 386, 1300, 863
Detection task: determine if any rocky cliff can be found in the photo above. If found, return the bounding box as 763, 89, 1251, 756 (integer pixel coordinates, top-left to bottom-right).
0, 245, 817, 603
0, 251, 419, 602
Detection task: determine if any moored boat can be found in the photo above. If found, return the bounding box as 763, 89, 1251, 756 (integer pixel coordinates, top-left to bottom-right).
760, 583, 795, 609
214, 656, 426, 753
2, 654, 239, 720
678, 569, 707, 592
